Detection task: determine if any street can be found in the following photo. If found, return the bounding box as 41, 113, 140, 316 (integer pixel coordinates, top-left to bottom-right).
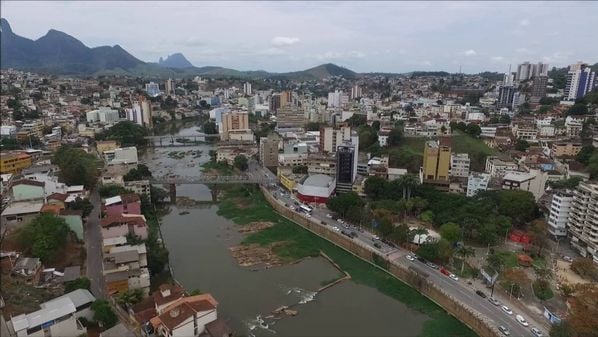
247, 161, 548, 337
85, 188, 106, 299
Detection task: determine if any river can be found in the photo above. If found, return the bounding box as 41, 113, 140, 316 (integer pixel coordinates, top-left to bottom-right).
141, 121, 429, 336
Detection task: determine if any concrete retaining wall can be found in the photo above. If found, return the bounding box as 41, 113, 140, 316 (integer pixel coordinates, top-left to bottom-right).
261, 186, 500, 337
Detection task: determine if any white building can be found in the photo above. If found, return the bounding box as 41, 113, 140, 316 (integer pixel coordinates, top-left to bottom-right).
565, 63, 596, 101
243, 82, 252, 96
567, 182, 598, 263
450, 153, 470, 178
86, 107, 120, 124
296, 174, 336, 204
145, 82, 161, 97
320, 127, 352, 153
547, 191, 573, 237
104, 147, 139, 165
466, 173, 490, 197
485, 157, 518, 177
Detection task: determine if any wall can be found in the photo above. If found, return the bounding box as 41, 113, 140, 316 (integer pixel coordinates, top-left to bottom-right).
101, 225, 129, 239
12, 185, 44, 201
260, 186, 501, 337
49, 315, 85, 337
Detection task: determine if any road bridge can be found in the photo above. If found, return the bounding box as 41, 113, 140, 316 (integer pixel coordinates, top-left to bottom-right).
151, 175, 277, 200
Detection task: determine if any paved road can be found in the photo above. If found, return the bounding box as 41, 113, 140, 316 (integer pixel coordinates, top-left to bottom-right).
85, 189, 106, 299
247, 161, 548, 337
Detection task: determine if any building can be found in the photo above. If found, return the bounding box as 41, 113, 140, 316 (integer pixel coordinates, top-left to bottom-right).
420, 139, 451, 190
449, 153, 470, 178
350, 85, 362, 100
1, 201, 43, 226
101, 214, 148, 240
150, 294, 219, 337
221, 111, 249, 141
104, 147, 139, 165
0, 151, 32, 174
243, 82, 252, 96
565, 62, 596, 101
567, 182, 598, 263
497, 85, 515, 109
296, 174, 336, 204
86, 107, 120, 124
276, 107, 304, 130
124, 180, 151, 196
335, 143, 357, 193
9, 293, 91, 337
485, 156, 518, 177
259, 133, 280, 169
501, 168, 557, 201
551, 142, 582, 157
103, 194, 142, 217
530, 76, 548, 104
165, 79, 175, 95
319, 126, 351, 153
466, 173, 490, 197
96, 140, 120, 154
103, 240, 150, 295
547, 191, 573, 237
145, 82, 161, 97
11, 179, 45, 201
516, 62, 549, 81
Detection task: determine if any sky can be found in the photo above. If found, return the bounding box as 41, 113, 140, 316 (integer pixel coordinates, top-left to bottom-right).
2, 1, 597, 73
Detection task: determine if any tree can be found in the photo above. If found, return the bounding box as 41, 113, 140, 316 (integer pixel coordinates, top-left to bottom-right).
305, 122, 323, 131
292, 165, 308, 174
515, 139, 530, 151
150, 186, 168, 205
499, 114, 511, 124
202, 121, 218, 134
529, 219, 550, 256
455, 246, 475, 274
123, 164, 152, 181
567, 103, 588, 116
387, 128, 402, 147
416, 242, 439, 262
371, 121, 381, 131
95, 121, 148, 147
549, 321, 575, 337
52, 146, 100, 188
326, 192, 363, 217
116, 289, 144, 306
99, 184, 129, 198
346, 114, 367, 127
576, 145, 596, 165
357, 126, 378, 149
364, 176, 387, 200
567, 284, 598, 337
91, 300, 118, 329
588, 153, 598, 179
465, 123, 482, 137
208, 150, 217, 162
18, 214, 70, 263
571, 258, 598, 281
233, 155, 248, 171
190, 289, 202, 295
439, 222, 461, 243
389, 224, 413, 245
397, 174, 419, 200
67, 197, 94, 217
500, 268, 530, 299
64, 277, 91, 293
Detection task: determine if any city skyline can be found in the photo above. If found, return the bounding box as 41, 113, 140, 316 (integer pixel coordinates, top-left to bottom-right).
2, 1, 597, 74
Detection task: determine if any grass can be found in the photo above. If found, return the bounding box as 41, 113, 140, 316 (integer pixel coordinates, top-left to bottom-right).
452, 258, 478, 278
532, 280, 554, 300
201, 160, 234, 174
495, 250, 519, 268
216, 184, 476, 337
532, 255, 547, 269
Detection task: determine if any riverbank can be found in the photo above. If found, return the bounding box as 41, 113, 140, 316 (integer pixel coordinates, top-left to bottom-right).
216, 184, 476, 337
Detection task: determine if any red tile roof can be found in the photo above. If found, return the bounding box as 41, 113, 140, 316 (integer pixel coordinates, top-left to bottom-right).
100, 214, 146, 228
47, 193, 68, 202
11, 179, 45, 188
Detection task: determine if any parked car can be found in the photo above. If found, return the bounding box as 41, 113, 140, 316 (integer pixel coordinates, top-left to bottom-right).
350, 231, 358, 238
426, 262, 439, 269
488, 297, 500, 306
406, 255, 415, 261
449, 274, 459, 281
476, 290, 488, 298
563, 256, 573, 262
516, 315, 529, 326
373, 235, 380, 240
530, 327, 543, 337
374, 242, 382, 248
501, 305, 513, 315
326, 214, 333, 218
440, 267, 450, 276
498, 325, 510, 336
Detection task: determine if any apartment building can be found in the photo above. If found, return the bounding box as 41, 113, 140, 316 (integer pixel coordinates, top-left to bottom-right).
420, 138, 451, 190
0, 151, 32, 174
551, 142, 582, 157
220, 111, 250, 141
449, 153, 470, 178
259, 133, 280, 169
319, 126, 351, 153
485, 156, 518, 177
568, 182, 598, 264
103, 238, 150, 296
547, 191, 573, 237
104, 147, 139, 165
466, 173, 490, 197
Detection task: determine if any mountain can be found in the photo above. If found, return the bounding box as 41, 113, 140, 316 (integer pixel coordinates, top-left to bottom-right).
0, 18, 143, 74
274, 63, 357, 80
157, 53, 194, 68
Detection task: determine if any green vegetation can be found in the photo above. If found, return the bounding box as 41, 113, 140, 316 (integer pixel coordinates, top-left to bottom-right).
202, 121, 218, 134
533, 279, 554, 300
233, 155, 248, 171
64, 277, 91, 293
67, 197, 94, 217
217, 185, 475, 337
52, 145, 100, 188
116, 289, 144, 306
95, 121, 148, 147
99, 184, 129, 198
17, 214, 71, 263
292, 165, 308, 174
201, 160, 234, 174
140, 195, 170, 275
91, 300, 118, 329
547, 176, 583, 190
123, 164, 152, 181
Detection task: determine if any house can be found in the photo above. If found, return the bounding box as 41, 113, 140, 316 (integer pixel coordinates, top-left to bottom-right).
41, 289, 96, 321
9, 294, 89, 337
103, 241, 150, 295
150, 294, 219, 337
60, 210, 85, 241
12, 256, 42, 284
154, 284, 186, 314
101, 214, 148, 240
47, 193, 68, 208
1, 201, 43, 228
11, 179, 45, 202
104, 194, 142, 217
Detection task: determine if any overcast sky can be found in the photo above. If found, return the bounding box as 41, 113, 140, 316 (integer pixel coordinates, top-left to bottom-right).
2, 1, 597, 73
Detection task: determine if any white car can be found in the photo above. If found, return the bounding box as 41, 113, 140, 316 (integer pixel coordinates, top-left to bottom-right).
332, 226, 340, 232
449, 274, 459, 281
337, 219, 344, 224
373, 235, 380, 240
501, 306, 513, 315
326, 214, 332, 218
530, 327, 543, 337
498, 326, 510, 336
406, 255, 415, 261
516, 315, 529, 327
488, 297, 500, 306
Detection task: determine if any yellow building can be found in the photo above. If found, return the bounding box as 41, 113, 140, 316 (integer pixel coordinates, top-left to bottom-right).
277, 168, 301, 192
551, 142, 582, 157
221, 111, 249, 141
96, 140, 120, 154
421, 138, 451, 190
0, 151, 32, 174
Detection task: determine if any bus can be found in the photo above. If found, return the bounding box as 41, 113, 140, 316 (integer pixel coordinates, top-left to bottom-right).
299, 205, 313, 214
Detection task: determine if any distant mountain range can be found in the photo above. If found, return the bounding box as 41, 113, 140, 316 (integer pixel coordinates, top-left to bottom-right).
0, 18, 358, 80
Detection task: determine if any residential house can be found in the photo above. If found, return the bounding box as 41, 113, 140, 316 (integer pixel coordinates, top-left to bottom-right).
11, 179, 45, 202
103, 239, 150, 295
60, 210, 85, 241
47, 192, 68, 208
103, 194, 142, 217
124, 180, 151, 196
101, 214, 148, 240
150, 294, 219, 337
11, 256, 42, 284
1, 201, 43, 227
41, 289, 96, 321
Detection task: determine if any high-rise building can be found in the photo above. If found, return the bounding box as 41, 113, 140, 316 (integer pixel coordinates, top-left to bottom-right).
548, 191, 573, 237
319, 126, 352, 153
327, 90, 343, 108
243, 82, 252, 96
335, 143, 356, 193
565, 62, 596, 101
421, 138, 451, 190
141, 99, 153, 128
280, 91, 292, 107
350, 85, 362, 100
128, 97, 153, 128
276, 107, 305, 130
567, 181, 598, 263
259, 133, 280, 169
145, 82, 161, 97
165, 78, 174, 95
497, 85, 516, 109
449, 153, 470, 178
221, 111, 249, 140
270, 94, 281, 113
530, 76, 548, 105
516, 62, 549, 81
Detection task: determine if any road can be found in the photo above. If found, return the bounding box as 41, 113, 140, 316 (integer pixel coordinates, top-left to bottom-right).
247, 160, 548, 337
85, 188, 106, 299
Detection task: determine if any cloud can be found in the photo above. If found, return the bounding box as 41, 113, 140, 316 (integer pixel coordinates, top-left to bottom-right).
491, 56, 504, 62
462, 49, 477, 56
519, 19, 530, 27
271, 36, 300, 47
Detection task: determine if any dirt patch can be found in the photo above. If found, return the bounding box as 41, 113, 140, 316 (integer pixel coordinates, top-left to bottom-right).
229, 243, 285, 270
1, 276, 62, 318
234, 198, 252, 209
238, 222, 274, 234
51, 240, 85, 270
556, 260, 591, 285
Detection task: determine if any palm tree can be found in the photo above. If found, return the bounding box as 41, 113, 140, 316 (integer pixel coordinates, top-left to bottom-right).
399, 174, 419, 200
456, 246, 476, 274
